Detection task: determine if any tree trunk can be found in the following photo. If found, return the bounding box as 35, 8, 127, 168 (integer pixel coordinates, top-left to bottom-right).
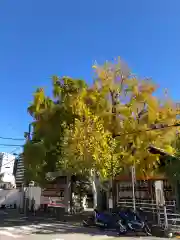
70, 176, 73, 214
112, 179, 117, 209
79, 182, 83, 208
91, 170, 98, 209
66, 175, 71, 213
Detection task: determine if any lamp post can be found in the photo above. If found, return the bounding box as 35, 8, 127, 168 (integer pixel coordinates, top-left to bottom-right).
22, 123, 32, 214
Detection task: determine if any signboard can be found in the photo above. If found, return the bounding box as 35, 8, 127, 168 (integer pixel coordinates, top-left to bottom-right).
41, 196, 66, 208
48, 202, 65, 208
131, 165, 136, 184
108, 198, 113, 209
40, 177, 67, 209
48, 198, 66, 208
155, 180, 165, 206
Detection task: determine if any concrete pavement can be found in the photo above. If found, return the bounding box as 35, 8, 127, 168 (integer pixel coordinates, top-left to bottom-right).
0, 221, 174, 240
0, 221, 117, 239
0, 209, 177, 240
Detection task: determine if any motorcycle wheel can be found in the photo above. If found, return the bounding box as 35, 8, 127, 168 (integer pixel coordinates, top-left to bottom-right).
118, 223, 127, 235
83, 217, 94, 227
143, 225, 152, 236
83, 220, 90, 227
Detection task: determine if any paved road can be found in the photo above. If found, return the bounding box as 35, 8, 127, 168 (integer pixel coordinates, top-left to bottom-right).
0, 209, 176, 240
0, 221, 115, 239
0, 221, 175, 240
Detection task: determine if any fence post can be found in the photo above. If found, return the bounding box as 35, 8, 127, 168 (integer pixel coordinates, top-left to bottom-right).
163, 203, 168, 230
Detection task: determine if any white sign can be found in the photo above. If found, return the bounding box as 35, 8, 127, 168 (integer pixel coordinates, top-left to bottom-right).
109, 198, 113, 209
155, 180, 165, 206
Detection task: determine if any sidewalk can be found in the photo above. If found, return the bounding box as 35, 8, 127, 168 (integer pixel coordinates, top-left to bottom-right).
1, 208, 92, 224
31, 210, 92, 223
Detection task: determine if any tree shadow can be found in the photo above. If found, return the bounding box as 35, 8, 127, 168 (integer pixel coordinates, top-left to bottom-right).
0, 217, 149, 238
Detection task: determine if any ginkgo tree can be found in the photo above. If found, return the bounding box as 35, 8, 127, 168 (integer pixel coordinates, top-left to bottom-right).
73, 59, 179, 206
23, 78, 88, 185
23, 76, 118, 208
90, 60, 178, 177
23, 58, 179, 208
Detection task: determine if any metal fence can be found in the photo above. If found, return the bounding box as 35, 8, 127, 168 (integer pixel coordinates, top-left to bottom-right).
117, 198, 180, 231
118, 198, 176, 212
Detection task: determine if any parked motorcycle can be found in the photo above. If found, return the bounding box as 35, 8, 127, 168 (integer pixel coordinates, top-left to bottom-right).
83, 209, 126, 233
116, 207, 152, 236
83, 208, 151, 236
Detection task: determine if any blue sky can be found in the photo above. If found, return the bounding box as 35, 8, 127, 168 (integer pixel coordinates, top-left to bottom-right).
0, 0, 180, 153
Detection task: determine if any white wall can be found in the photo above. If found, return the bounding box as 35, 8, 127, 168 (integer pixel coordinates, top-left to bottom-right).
1, 173, 16, 187
0, 189, 21, 207
0, 186, 68, 210
25, 187, 42, 210
0, 187, 42, 209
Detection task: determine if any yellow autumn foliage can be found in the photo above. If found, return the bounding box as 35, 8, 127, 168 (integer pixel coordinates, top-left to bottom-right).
24, 58, 180, 184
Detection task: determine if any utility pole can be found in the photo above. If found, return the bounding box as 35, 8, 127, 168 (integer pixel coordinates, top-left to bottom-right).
23, 123, 32, 214
110, 89, 124, 208
28, 123, 32, 141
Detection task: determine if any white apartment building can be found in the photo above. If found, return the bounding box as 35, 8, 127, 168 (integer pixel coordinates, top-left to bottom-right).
0, 152, 16, 187
15, 155, 24, 188
0, 152, 15, 174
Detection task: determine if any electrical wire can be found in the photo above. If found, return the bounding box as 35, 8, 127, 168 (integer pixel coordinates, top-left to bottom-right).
0, 121, 178, 142
0, 158, 16, 167
0, 144, 23, 147
0, 136, 24, 141
0, 123, 179, 172
9, 147, 22, 154
0, 123, 178, 147
115, 123, 180, 137
0, 148, 21, 167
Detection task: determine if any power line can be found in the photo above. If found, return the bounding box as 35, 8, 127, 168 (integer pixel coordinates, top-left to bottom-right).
0, 158, 16, 167
0, 123, 178, 147
0, 144, 23, 147
0, 149, 21, 168
0, 146, 21, 148
0, 136, 24, 141
9, 147, 22, 154
114, 123, 180, 137
0, 118, 178, 143
0, 123, 178, 169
